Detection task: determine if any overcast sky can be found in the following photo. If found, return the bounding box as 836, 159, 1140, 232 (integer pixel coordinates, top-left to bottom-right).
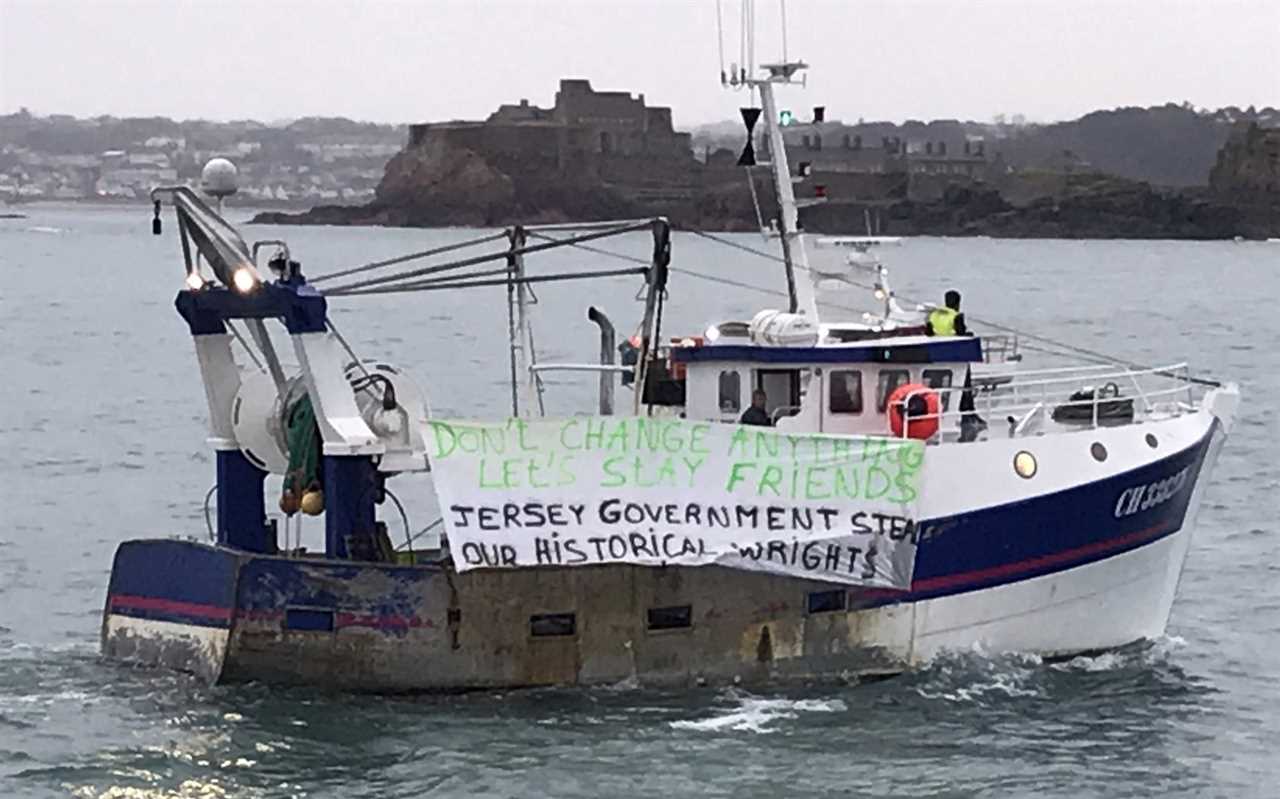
1, 0, 1277, 127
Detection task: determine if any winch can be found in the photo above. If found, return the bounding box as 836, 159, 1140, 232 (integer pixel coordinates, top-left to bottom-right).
229, 361, 430, 477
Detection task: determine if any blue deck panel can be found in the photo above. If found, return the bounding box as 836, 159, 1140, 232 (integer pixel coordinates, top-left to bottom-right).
671, 338, 984, 365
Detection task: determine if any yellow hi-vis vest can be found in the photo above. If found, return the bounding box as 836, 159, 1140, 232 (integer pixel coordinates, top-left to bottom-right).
928, 307, 958, 336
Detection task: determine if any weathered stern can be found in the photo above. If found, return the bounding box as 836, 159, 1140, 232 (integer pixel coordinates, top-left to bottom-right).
101, 539, 913, 691
101, 540, 240, 683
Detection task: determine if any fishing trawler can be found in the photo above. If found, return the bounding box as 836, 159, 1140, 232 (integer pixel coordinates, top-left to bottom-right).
101, 58, 1238, 692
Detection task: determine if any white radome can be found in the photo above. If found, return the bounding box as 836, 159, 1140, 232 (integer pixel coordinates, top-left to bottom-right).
200, 158, 239, 198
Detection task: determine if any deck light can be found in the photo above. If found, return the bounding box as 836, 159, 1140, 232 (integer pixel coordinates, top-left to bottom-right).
1013, 451, 1038, 479
705, 325, 721, 342
231, 268, 257, 294
184, 271, 205, 291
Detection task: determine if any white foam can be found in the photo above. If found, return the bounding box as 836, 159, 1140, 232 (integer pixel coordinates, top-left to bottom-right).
916, 672, 1044, 703
670, 693, 847, 734
1051, 651, 1128, 673
913, 646, 1047, 703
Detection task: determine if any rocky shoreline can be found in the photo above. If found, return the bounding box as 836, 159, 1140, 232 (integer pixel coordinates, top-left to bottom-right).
253, 117, 1279, 240
252, 179, 1278, 240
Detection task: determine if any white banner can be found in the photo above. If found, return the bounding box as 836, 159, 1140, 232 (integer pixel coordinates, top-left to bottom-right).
424, 416, 926, 588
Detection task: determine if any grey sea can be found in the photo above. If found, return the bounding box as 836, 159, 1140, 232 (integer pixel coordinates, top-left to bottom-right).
1, 204, 1277, 799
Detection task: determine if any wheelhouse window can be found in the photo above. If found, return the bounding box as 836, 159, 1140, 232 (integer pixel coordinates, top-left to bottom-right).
922, 369, 953, 410
828, 370, 863, 414
755, 369, 801, 421
718, 370, 741, 413
876, 369, 911, 412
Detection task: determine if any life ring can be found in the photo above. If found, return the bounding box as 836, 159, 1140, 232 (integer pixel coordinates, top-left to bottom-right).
887, 383, 940, 440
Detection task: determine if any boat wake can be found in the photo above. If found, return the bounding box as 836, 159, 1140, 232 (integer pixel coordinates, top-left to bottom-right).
910, 635, 1190, 704
669, 690, 847, 734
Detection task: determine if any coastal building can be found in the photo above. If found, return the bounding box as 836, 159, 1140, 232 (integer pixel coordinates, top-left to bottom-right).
406, 79, 693, 178
769, 121, 991, 201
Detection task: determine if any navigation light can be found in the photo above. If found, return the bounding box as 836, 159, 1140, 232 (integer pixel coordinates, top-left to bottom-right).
231, 268, 257, 294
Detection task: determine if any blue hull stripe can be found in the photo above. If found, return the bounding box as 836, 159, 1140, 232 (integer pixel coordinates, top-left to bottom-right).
103, 423, 1217, 632
855, 422, 1217, 605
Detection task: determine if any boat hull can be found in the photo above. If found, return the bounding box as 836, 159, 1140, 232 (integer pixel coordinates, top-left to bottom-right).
101, 404, 1229, 691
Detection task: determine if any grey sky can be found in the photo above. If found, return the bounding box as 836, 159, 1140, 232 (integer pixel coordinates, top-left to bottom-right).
1, 0, 1276, 127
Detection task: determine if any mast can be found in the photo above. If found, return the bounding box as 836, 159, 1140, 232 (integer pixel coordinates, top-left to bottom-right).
747, 62, 819, 322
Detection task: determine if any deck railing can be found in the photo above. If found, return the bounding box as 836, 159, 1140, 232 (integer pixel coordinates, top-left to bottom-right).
897, 362, 1202, 440
980, 334, 1021, 365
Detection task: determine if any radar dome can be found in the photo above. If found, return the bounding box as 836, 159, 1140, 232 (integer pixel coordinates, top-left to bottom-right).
200, 158, 239, 198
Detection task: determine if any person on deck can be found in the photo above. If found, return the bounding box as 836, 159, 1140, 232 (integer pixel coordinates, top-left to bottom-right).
740, 389, 773, 426
925, 290, 968, 337
926, 290, 987, 439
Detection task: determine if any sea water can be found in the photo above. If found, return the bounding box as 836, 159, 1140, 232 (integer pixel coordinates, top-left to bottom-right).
1, 205, 1277, 798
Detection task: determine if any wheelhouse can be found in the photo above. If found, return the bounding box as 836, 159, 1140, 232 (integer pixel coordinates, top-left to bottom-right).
674, 335, 982, 437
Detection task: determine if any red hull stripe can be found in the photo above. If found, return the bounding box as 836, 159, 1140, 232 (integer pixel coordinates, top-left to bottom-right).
238, 609, 429, 630
910, 520, 1174, 593
109, 594, 233, 622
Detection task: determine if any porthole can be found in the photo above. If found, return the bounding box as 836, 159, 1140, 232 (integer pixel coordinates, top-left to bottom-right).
646, 605, 692, 631
530, 612, 576, 638
1090, 442, 1108, 462
1145, 433, 1158, 449
1013, 450, 1038, 479
807, 590, 847, 614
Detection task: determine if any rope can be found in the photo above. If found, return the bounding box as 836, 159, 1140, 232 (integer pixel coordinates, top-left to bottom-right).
324, 220, 654, 295
325, 253, 505, 295
745, 170, 767, 234
671, 227, 1219, 385
203, 484, 216, 541
227, 318, 264, 371
384, 487, 413, 556
668, 265, 783, 299
682, 228, 785, 263
309, 232, 508, 285
331, 266, 649, 297
326, 319, 379, 398
398, 517, 444, 552
525, 231, 652, 267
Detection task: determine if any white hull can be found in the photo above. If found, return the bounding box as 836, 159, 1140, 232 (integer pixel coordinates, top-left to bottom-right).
912, 527, 1188, 660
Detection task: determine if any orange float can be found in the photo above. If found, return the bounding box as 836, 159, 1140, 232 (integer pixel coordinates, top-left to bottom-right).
887, 383, 941, 440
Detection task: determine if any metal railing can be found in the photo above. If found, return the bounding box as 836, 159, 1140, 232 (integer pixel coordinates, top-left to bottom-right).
980, 334, 1021, 364
895, 362, 1202, 440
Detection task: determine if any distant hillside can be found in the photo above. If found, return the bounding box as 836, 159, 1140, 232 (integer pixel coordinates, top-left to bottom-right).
0, 110, 405, 157
692, 104, 1280, 187
994, 104, 1280, 187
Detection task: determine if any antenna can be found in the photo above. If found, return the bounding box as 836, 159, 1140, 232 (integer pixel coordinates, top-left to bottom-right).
716, 0, 727, 85
719, 0, 817, 320
780, 0, 788, 63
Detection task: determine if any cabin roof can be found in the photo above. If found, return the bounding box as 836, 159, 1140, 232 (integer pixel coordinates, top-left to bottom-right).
671, 336, 982, 365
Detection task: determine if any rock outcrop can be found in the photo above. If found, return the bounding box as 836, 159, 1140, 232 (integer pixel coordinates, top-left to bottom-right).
254, 82, 1279, 239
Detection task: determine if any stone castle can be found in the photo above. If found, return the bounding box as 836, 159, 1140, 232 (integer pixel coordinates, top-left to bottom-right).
411, 79, 692, 170
366, 80, 726, 227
